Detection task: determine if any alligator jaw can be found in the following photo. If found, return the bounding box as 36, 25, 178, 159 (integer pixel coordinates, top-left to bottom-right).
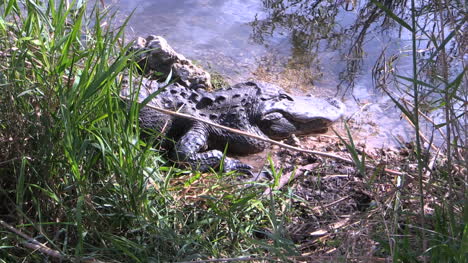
281, 97, 345, 123
259, 95, 346, 139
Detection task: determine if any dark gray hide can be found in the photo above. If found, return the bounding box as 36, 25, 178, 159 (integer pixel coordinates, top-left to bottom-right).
121, 78, 345, 173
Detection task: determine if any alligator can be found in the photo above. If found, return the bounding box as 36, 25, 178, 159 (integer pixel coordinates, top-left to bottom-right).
121, 77, 346, 174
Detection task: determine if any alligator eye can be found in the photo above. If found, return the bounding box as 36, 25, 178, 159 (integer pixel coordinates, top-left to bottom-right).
279, 94, 293, 101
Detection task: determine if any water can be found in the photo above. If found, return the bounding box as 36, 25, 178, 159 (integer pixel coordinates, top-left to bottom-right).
108, 0, 419, 148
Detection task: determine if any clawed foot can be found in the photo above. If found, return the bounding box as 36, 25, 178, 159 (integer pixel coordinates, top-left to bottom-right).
223, 158, 273, 184
223, 157, 253, 174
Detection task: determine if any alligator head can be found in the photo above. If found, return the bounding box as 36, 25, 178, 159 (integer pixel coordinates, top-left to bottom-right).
252, 82, 346, 140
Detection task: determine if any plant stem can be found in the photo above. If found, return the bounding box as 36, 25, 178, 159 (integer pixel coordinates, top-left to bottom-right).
411, 0, 427, 258
436, 0, 453, 195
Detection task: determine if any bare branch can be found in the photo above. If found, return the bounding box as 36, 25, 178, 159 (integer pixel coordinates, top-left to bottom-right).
0, 220, 106, 263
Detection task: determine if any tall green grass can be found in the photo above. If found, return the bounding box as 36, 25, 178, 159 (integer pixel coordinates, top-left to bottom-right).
0, 0, 296, 261
370, 0, 467, 261
1, 0, 466, 262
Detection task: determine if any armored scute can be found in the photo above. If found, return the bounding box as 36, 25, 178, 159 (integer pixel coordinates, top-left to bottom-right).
122, 36, 345, 173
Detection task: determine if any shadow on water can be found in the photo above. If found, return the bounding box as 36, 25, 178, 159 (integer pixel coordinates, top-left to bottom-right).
251, 0, 409, 88
111, 0, 461, 148
246, 0, 417, 147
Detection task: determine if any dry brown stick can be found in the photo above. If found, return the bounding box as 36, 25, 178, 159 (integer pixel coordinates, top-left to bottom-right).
0, 220, 105, 263
401, 114, 440, 152
175, 256, 275, 263
425, 146, 442, 179
293, 256, 387, 262
311, 195, 351, 212
0, 158, 20, 165
401, 98, 448, 142
121, 95, 404, 176
0, 220, 65, 260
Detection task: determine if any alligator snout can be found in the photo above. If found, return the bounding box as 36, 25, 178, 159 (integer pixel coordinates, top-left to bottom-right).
258, 93, 345, 139
323, 97, 346, 121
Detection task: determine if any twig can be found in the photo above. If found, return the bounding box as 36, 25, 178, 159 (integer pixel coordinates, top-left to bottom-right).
401, 98, 447, 142
401, 114, 439, 152
0, 220, 105, 263
425, 146, 442, 179
321, 174, 350, 179
121, 95, 405, 176
0, 220, 65, 260
175, 256, 276, 263
310, 195, 351, 212
293, 256, 387, 262
0, 157, 20, 165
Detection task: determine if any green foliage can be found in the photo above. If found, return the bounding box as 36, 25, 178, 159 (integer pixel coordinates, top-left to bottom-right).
0, 0, 295, 261
334, 123, 367, 177
1, 0, 465, 261
371, 0, 466, 261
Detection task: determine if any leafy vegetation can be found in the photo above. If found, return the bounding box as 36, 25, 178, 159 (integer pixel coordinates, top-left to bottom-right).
0, 0, 289, 261
255, 0, 466, 261
0, 0, 466, 262
371, 0, 467, 261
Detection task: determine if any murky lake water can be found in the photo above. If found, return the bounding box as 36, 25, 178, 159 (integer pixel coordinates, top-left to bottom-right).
109, 0, 420, 148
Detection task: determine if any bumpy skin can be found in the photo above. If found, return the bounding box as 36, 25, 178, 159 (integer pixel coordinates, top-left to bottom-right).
130, 35, 212, 89
121, 78, 345, 173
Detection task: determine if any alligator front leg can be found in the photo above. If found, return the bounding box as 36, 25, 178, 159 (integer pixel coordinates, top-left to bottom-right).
173, 124, 252, 173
